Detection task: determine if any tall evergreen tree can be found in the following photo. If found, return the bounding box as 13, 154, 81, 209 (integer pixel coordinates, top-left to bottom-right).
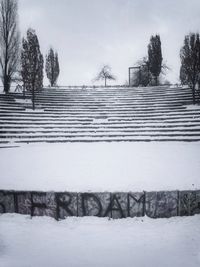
0, 0, 20, 93
21, 28, 43, 109
179, 64, 188, 86
45, 48, 60, 87
148, 35, 163, 86
180, 33, 200, 104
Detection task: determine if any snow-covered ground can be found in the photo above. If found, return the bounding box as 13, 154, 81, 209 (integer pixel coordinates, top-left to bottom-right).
0, 138, 200, 267
0, 214, 200, 267
0, 142, 200, 192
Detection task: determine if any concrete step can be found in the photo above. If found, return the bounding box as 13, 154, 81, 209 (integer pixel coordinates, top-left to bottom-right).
1, 112, 200, 121
1, 123, 200, 129
2, 131, 200, 138
0, 109, 199, 117
1, 128, 200, 135
3, 135, 200, 144
0, 103, 191, 111
0, 116, 200, 124
26, 95, 193, 101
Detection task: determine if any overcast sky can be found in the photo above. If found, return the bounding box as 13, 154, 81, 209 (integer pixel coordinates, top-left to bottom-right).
19, 0, 200, 86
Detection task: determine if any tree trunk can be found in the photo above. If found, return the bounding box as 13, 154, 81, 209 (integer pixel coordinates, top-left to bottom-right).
23, 85, 26, 99
147, 64, 150, 86
32, 73, 36, 110
51, 65, 54, 87
4, 75, 10, 94
139, 67, 141, 86
192, 83, 196, 105
32, 85, 35, 110
155, 76, 158, 86
4, 37, 9, 94
105, 78, 107, 87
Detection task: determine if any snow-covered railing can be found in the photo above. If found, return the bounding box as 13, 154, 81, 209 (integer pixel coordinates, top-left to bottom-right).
0, 190, 199, 220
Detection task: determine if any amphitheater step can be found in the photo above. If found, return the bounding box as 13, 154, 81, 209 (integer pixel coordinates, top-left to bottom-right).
0, 85, 200, 145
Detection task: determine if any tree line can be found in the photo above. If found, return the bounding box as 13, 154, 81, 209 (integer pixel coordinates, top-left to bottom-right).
0, 0, 199, 105
0, 0, 60, 99
95, 36, 164, 88
130, 33, 200, 104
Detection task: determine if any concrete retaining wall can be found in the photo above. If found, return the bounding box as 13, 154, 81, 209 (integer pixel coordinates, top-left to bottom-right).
0, 190, 200, 219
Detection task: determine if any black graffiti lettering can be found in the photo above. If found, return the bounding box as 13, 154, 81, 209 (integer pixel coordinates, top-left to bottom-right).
180, 193, 191, 216
13, 192, 31, 215
127, 193, 145, 217
104, 194, 124, 218
190, 193, 200, 215
0, 190, 6, 213
56, 193, 75, 219
81, 193, 102, 217
13, 192, 20, 213
31, 192, 47, 217
0, 190, 199, 219
0, 203, 5, 213
0, 191, 15, 214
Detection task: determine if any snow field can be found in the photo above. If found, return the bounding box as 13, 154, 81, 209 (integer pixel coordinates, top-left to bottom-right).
0, 142, 200, 192
0, 214, 200, 267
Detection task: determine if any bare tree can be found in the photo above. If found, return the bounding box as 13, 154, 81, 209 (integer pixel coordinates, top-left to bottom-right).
0, 0, 20, 93
95, 65, 116, 87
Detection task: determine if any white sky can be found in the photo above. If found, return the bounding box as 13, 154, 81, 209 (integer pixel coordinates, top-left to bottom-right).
19, 0, 200, 86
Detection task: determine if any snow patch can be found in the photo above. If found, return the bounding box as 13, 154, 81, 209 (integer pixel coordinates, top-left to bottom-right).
186, 104, 200, 110
25, 108, 44, 112
15, 98, 32, 105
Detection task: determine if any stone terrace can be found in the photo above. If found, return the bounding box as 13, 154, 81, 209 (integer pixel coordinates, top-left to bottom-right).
0, 85, 200, 146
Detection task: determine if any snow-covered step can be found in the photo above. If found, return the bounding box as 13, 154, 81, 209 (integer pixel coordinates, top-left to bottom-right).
1, 128, 200, 136
0, 109, 190, 116
43, 107, 187, 114
1, 112, 200, 121
0, 105, 191, 113
2, 131, 200, 139
21, 90, 193, 97
1, 118, 199, 125
28, 96, 193, 101
5, 136, 200, 143
1, 123, 200, 129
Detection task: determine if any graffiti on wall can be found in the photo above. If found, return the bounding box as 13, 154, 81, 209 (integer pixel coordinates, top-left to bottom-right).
0, 190, 200, 220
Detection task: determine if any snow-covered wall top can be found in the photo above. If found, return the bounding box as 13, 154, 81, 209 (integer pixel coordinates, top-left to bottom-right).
0, 190, 200, 220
